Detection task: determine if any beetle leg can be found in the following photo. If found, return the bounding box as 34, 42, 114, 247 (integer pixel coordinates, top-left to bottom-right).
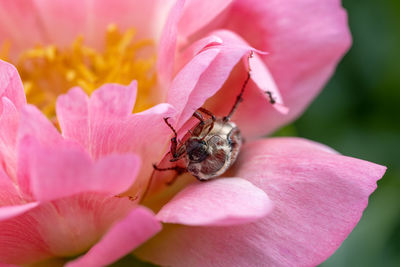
223, 51, 254, 122
141, 164, 186, 202
152, 164, 187, 186
169, 145, 186, 162
192, 111, 205, 136
265, 90, 276, 104
152, 164, 185, 172
197, 107, 216, 139
163, 117, 181, 159
197, 107, 216, 121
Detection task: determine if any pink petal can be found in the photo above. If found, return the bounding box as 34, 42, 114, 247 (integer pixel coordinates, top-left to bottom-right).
174, 35, 223, 73
157, 177, 272, 226
213, 30, 288, 114
21, 136, 140, 202
25, 0, 87, 48
175, 30, 289, 138
66, 206, 161, 267
0, 3, 47, 56
0, 193, 136, 265
136, 138, 385, 267
167, 47, 220, 126
57, 82, 170, 158
248, 52, 288, 114
0, 204, 53, 265
0, 165, 21, 206
177, 48, 244, 128
0, 157, 34, 223
203, 62, 282, 139
211, 0, 351, 136
0, 166, 37, 221
0, 202, 39, 221
90, 81, 137, 119
0, 60, 26, 110
56, 84, 177, 196
118, 103, 177, 195
86, 82, 137, 158
16, 105, 64, 199
18, 105, 63, 146
178, 0, 233, 37
56, 87, 89, 147
157, 0, 185, 87
170, 32, 260, 129
0, 98, 19, 179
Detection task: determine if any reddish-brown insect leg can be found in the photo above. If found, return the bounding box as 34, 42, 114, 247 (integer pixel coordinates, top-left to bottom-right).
223, 52, 254, 122
152, 164, 187, 186
265, 91, 276, 104
197, 107, 216, 121
192, 111, 205, 136
164, 117, 179, 158
197, 107, 216, 137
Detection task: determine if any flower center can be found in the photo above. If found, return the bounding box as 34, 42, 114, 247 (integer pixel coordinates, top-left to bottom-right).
1, 25, 156, 119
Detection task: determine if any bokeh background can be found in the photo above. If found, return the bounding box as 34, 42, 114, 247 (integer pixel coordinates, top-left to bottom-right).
297, 0, 400, 265
115, 0, 400, 266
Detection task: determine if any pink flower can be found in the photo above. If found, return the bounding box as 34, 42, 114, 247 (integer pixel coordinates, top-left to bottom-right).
0, 1, 386, 267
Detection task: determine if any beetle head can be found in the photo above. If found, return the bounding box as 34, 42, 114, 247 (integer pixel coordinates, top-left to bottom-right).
186, 138, 209, 163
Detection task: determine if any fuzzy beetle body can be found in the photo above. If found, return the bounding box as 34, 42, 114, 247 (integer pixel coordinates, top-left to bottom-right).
183, 118, 242, 181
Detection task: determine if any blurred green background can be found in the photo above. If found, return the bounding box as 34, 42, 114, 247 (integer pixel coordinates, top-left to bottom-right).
115, 0, 400, 266
304, 0, 400, 265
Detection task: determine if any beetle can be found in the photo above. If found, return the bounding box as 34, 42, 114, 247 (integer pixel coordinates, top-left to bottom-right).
153, 51, 277, 183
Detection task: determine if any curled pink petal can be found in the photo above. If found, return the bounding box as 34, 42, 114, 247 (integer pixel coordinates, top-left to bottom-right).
175, 35, 223, 73
172, 35, 257, 128
66, 206, 161, 267
213, 29, 288, 114
157, 177, 272, 226
136, 138, 386, 267
248, 53, 288, 114
167, 47, 220, 125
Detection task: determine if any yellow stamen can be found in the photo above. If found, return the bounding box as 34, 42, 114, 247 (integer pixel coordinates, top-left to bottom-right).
1, 25, 157, 119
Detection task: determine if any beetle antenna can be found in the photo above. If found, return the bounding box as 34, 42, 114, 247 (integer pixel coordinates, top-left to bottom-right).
223, 51, 253, 122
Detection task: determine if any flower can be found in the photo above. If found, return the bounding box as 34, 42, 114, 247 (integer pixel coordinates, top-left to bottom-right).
0, 1, 386, 267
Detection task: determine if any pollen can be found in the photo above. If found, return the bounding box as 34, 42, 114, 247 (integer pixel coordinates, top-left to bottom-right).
1, 25, 157, 119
